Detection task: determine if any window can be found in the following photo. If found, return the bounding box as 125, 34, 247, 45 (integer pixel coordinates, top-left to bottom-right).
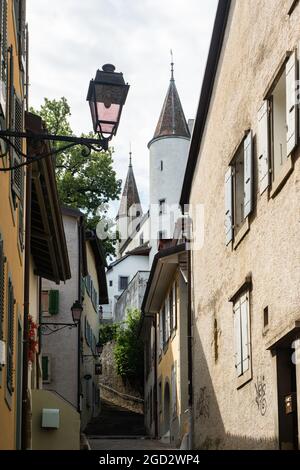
171, 363, 177, 417
225, 131, 253, 245
258, 51, 297, 195
233, 291, 251, 384
158, 230, 166, 241
140, 233, 144, 245
42, 290, 59, 316
159, 199, 166, 215
118, 276, 128, 291
6, 279, 15, 394
162, 305, 166, 347
0, 0, 7, 118
160, 160, 163, 171
109, 280, 113, 287
0, 238, 5, 341
263, 306, 269, 329
42, 355, 51, 383
159, 380, 162, 413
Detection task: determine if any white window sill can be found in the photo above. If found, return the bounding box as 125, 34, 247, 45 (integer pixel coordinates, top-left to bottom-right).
270, 157, 293, 199
233, 217, 250, 250
236, 367, 252, 390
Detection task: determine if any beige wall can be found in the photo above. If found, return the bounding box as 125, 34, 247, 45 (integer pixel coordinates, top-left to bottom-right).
189, 0, 300, 449
31, 389, 80, 450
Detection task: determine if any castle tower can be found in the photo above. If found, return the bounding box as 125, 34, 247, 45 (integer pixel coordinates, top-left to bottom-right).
148, 57, 191, 261
116, 151, 143, 257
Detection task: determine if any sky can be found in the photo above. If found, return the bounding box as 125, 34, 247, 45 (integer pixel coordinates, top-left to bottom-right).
27, 0, 218, 216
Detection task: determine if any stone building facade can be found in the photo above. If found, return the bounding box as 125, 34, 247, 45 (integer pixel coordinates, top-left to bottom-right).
180, 0, 300, 450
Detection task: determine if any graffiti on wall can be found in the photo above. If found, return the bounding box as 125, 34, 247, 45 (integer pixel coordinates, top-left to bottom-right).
196, 386, 210, 419
255, 375, 267, 416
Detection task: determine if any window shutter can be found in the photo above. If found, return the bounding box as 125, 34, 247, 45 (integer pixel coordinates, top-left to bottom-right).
48, 290, 59, 315
165, 298, 170, 340
7, 279, 14, 393
11, 92, 24, 200
234, 301, 242, 377
257, 101, 270, 194
240, 294, 250, 374
0, 0, 7, 118
0, 238, 5, 340
42, 356, 49, 382
18, 0, 26, 68
172, 283, 177, 331
159, 312, 163, 353
244, 131, 253, 218
286, 50, 297, 156
225, 167, 233, 245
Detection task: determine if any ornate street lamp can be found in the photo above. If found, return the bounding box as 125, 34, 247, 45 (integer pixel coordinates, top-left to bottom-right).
71, 300, 83, 324
87, 64, 129, 140
0, 64, 129, 170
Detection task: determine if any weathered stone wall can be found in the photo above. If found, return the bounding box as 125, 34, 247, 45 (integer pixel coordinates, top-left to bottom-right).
189, 0, 300, 450
99, 341, 143, 414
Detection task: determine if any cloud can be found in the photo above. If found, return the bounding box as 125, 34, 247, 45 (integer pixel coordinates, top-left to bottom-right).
27, 0, 218, 212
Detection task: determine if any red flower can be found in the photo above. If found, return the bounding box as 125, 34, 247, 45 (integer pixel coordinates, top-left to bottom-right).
28, 315, 38, 363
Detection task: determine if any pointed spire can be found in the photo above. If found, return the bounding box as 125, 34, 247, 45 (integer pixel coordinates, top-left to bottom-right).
129, 142, 132, 167
117, 149, 142, 220
150, 56, 190, 143
170, 49, 174, 81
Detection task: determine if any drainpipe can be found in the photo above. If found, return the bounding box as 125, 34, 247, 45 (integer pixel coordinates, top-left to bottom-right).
154, 315, 158, 438
187, 247, 193, 449
77, 219, 83, 413
21, 154, 32, 449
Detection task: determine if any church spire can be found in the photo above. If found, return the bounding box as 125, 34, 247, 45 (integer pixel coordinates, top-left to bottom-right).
150, 55, 190, 144
116, 149, 142, 220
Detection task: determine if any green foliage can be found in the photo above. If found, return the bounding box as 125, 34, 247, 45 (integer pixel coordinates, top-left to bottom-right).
99, 322, 120, 347
30, 97, 121, 256
114, 309, 144, 383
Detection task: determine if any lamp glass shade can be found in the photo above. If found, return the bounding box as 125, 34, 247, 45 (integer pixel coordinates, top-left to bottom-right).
87, 64, 129, 138
71, 301, 83, 323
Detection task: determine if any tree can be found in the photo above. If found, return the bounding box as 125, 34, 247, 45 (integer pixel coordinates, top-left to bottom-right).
114, 309, 144, 388
30, 97, 121, 256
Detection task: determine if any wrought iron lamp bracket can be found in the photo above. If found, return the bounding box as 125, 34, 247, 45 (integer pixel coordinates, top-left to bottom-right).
0, 130, 109, 172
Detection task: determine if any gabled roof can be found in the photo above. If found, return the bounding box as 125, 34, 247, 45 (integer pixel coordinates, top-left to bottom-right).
117, 153, 142, 219
149, 69, 190, 146
107, 243, 150, 272
180, 0, 231, 207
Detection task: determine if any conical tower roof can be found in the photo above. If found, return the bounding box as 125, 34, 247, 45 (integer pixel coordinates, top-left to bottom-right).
150, 59, 190, 144
117, 152, 142, 219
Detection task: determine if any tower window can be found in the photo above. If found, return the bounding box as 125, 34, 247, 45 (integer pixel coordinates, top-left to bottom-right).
159, 199, 166, 215
263, 306, 269, 328
160, 161, 163, 171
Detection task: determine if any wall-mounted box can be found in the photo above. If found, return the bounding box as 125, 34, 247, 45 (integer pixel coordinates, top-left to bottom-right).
0, 340, 6, 367
41, 408, 60, 429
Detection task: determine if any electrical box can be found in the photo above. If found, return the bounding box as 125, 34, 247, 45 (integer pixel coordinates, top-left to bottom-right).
41, 408, 60, 429
0, 340, 6, 367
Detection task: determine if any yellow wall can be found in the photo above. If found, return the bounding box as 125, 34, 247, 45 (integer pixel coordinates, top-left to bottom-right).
31, 389, 80, 450
0, 1, 26, 450
157, 273, 181, 440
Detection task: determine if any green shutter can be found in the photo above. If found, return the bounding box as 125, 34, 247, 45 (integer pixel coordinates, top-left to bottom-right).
48, 290, 59, 315
42, 356, 49, 382
0, 239, 5, 339
7, 279, 14, 393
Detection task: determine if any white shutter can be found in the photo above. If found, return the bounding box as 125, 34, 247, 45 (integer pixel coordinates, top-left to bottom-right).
159, 312, 163, 352
240, 294, 250, 373
286, 50, 297, 157
172, 284, 176, 331
234, 301, 242, 377
225, 167, 233, 245
166, 298, 170, 339
244, 131, 253, 218
257, 101, 270, 194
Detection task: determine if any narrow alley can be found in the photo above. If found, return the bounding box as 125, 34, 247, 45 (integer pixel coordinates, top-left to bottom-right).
85, 400, 174, 450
